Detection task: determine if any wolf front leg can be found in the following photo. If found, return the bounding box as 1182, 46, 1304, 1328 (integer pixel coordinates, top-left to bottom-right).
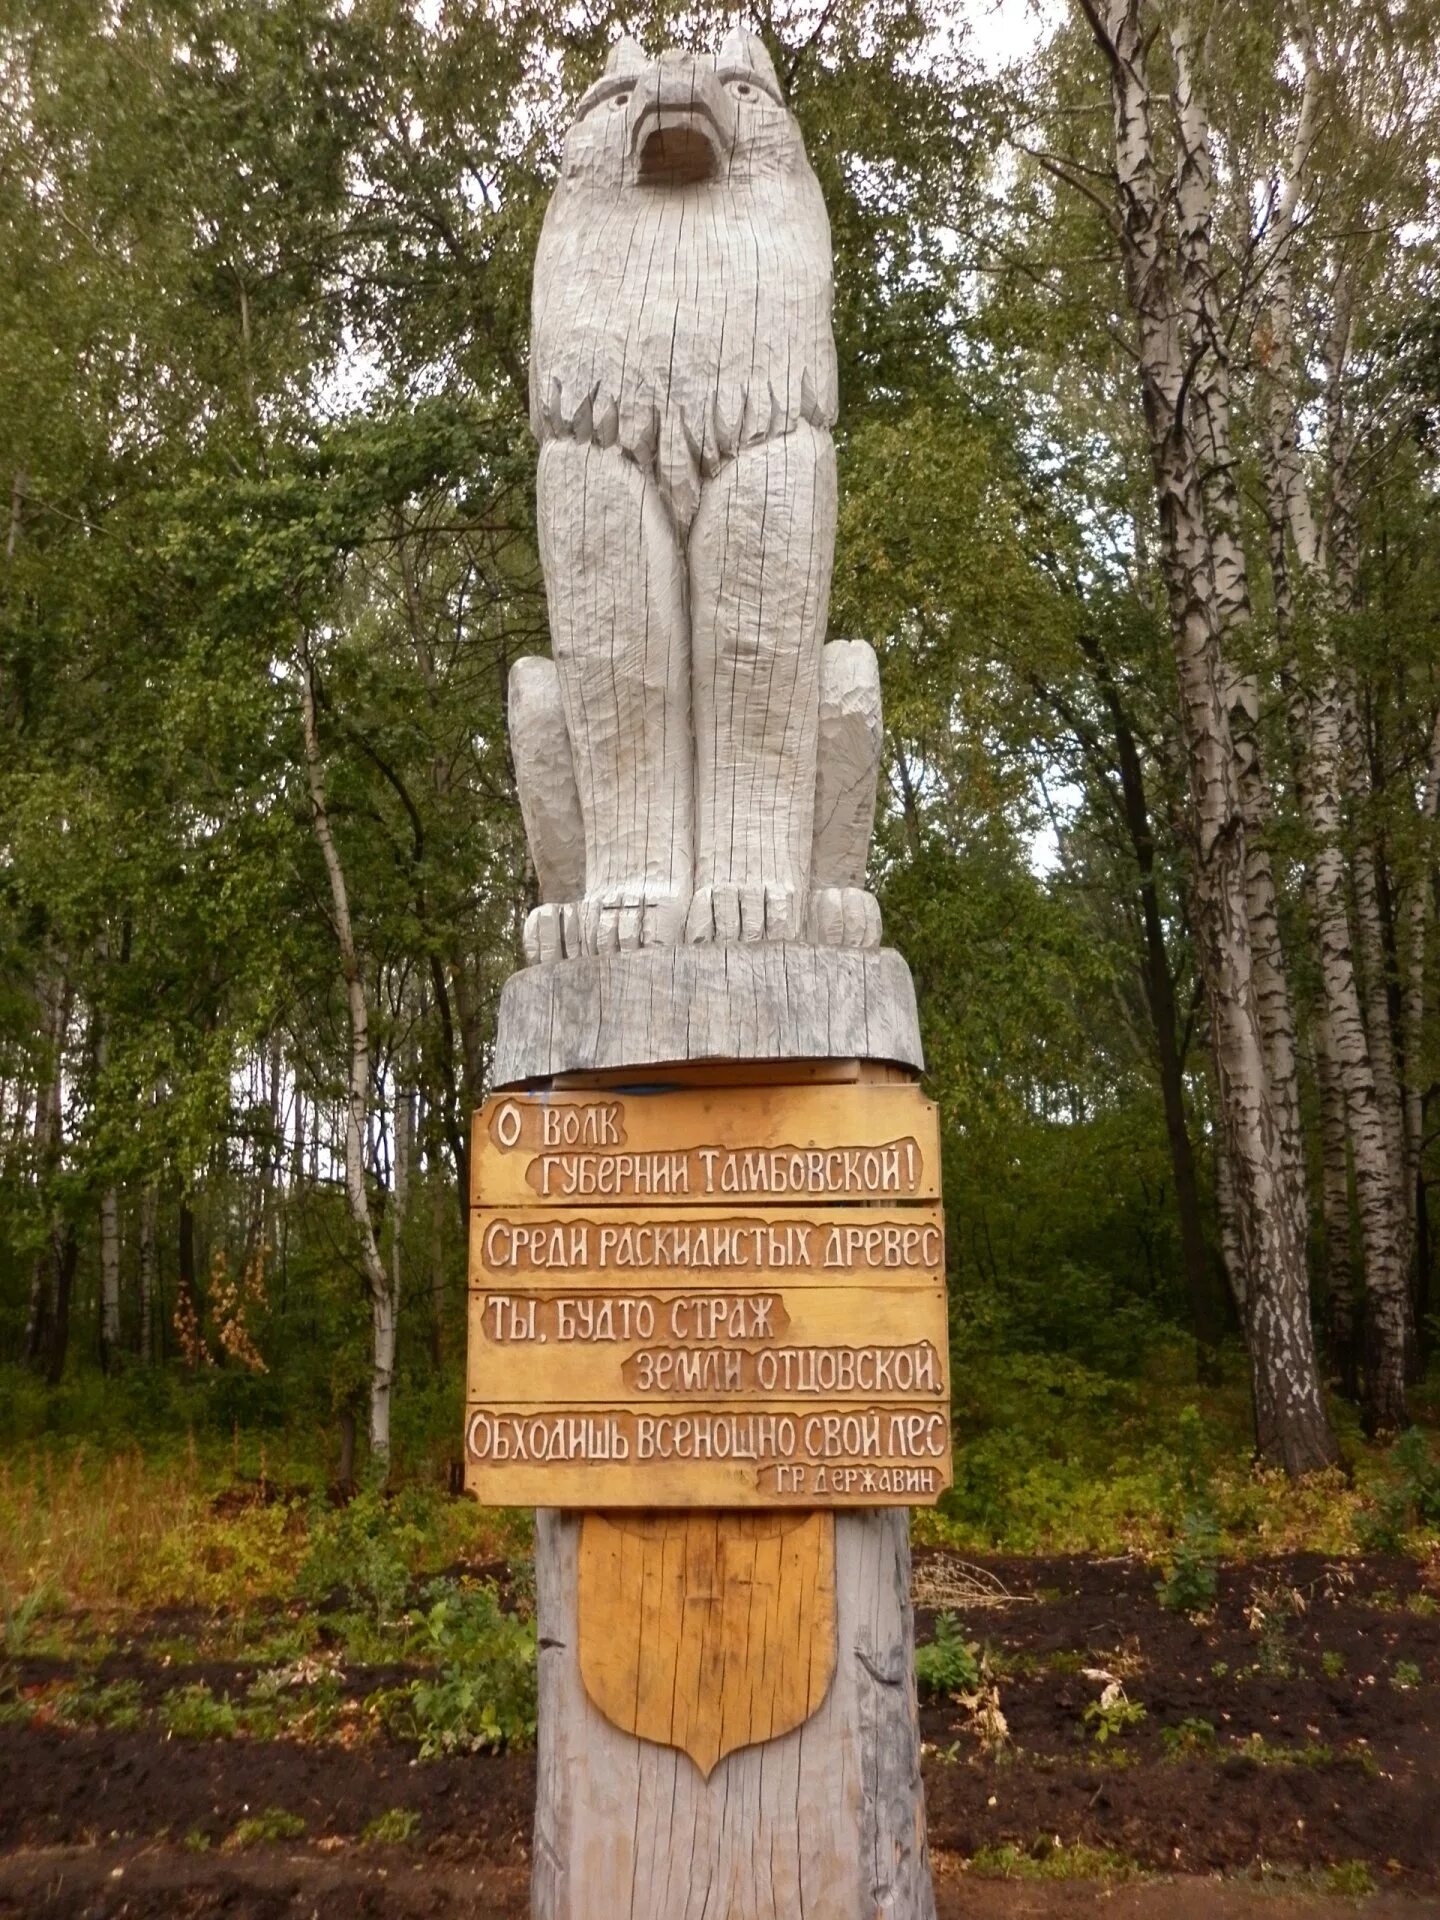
687, 420, 837, 944
536, 439, 694, 953
509, 656, 585, 966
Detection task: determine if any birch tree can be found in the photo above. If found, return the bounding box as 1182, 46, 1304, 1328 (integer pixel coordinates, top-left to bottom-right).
1073, 0, 1337, 1472
298, 632, 398, 1472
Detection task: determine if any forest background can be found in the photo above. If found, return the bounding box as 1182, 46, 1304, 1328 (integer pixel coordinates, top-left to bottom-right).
3, 0, 1440, 1587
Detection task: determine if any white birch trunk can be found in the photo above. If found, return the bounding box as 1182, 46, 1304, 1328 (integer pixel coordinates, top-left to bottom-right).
1401, 708, 1440, 1280
298, 635, 397, 1471
1213, 1123, 1246, 1317
1168, 13, 1311, 1291
1254, 14, 1409, 1428
1083, 0, 1335, 1472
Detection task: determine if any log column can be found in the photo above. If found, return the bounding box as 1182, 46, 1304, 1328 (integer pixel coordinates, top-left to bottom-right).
492, 947, 937, 1920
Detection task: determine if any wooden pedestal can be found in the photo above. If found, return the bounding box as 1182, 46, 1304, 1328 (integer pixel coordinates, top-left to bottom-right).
488, 948, 937, 1920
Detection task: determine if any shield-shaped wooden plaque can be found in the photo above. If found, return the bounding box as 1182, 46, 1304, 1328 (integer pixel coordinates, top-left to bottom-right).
577, 1510, 837, 1778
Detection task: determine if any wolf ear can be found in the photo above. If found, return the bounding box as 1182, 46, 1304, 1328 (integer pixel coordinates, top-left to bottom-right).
604, 34, 646, 75
718, 27, 781, 94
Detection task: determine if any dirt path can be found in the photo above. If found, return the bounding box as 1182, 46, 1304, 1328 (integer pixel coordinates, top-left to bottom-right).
0, 1846, 1432, 1919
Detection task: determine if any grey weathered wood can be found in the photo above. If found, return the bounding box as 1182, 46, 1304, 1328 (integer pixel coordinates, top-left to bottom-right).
493, 944, 923, 1088
511, 26, 884, 964
504, 27, 936, 1919
532, 1509, 935, 1920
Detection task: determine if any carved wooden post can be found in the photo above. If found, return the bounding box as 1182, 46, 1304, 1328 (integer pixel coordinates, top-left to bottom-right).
466, 30, 942, 1918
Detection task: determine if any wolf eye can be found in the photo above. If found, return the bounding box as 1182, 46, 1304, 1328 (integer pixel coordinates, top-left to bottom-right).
609, 90, 631, 110
728, 79, 756, 100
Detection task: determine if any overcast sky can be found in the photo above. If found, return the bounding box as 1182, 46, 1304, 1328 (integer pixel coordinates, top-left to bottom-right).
949, 0, 1063, 73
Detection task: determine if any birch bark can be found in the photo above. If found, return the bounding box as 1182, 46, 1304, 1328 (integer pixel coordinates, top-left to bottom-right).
1167, 16, 1311, 1292
298, 634, 397, 1470
1255, 11, 1409, 1430
1078, 0, 1335, 1472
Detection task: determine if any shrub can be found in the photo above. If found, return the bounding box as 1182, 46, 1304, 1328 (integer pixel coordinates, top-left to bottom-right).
224, 1808, 306, 1849
1156, 1505, 1220, 1614
297, 1487, 423, 1622
914, 1611, 982, 1698
1325, 1862, 1377, 1896
362, 1807, 421, 1845
1355, 1427, 1440, 1551
1084, 1693, 1146, 1744
389, 1581, 537, 1757
160, 1682, 239, 1740
1155, 1407, 1219, 1614
1160, 1716, 1215, 1757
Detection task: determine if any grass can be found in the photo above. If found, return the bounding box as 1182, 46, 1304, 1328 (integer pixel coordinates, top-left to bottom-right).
0, 1434, 520, 1616
966, 1839, 1143, 1882
223, 1807, 307, 1849
916, 1341, 1440, 1558
361, 1807, 422, 1845
0, 1347, 1435, 1635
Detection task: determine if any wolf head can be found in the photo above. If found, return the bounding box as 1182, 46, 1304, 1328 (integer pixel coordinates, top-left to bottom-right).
558, 29, 809, 194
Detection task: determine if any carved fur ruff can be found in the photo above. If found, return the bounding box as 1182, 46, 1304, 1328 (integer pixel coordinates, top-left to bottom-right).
530, 44, 838, 528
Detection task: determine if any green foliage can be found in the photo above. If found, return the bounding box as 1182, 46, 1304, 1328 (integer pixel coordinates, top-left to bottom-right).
1355, 1428, 1440, 1550
1, 1581, 52, 1657
296, 1488, 425, 1622
1156, 1407, 1221, 1613
1160, 1717, 1216, 1757
386, 1581, 537, 1758
1156, 1506, 1221, 1615
51, 1678, 144, 1733
361, 1808, 421, 1846
160, 1683, 239, 1740
1084, 1689, 1146, 1744
914, 1612, 982, 1698
967, 1840, 1140, 1882
223, 1808, 307, 1850
1392, 1659, 1423, 1689
1324, 1863, 1377, 1897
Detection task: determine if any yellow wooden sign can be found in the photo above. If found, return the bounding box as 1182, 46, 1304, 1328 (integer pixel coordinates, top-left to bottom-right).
470, 1203, 945, 1281
466, 1284, 946, 1404
471, 1084, 941, 1209
465, 1083, 950, 1509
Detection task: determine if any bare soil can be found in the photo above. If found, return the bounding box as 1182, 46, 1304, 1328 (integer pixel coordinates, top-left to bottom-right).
1, 1551, 1436, 1917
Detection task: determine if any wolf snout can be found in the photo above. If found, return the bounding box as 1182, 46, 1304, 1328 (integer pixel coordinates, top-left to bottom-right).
630, 61, 734, 186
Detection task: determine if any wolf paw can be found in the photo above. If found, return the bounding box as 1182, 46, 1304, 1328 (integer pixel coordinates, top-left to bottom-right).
685, 884, 804, 944
581, 893, 689, 955
808, 887, 881, 949
523, 902, 582, 966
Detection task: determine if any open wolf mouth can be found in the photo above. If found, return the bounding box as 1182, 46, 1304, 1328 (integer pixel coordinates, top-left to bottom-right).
638, 125, 719, 186
633, 102, 725, 187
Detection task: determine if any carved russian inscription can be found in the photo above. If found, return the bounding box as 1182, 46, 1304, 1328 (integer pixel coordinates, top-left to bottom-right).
465, 1085, 951, 1508
471, 1083, 941, 1207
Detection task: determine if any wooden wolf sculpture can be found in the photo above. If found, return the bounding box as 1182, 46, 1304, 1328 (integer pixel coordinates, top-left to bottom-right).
513, 29, 884, 965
